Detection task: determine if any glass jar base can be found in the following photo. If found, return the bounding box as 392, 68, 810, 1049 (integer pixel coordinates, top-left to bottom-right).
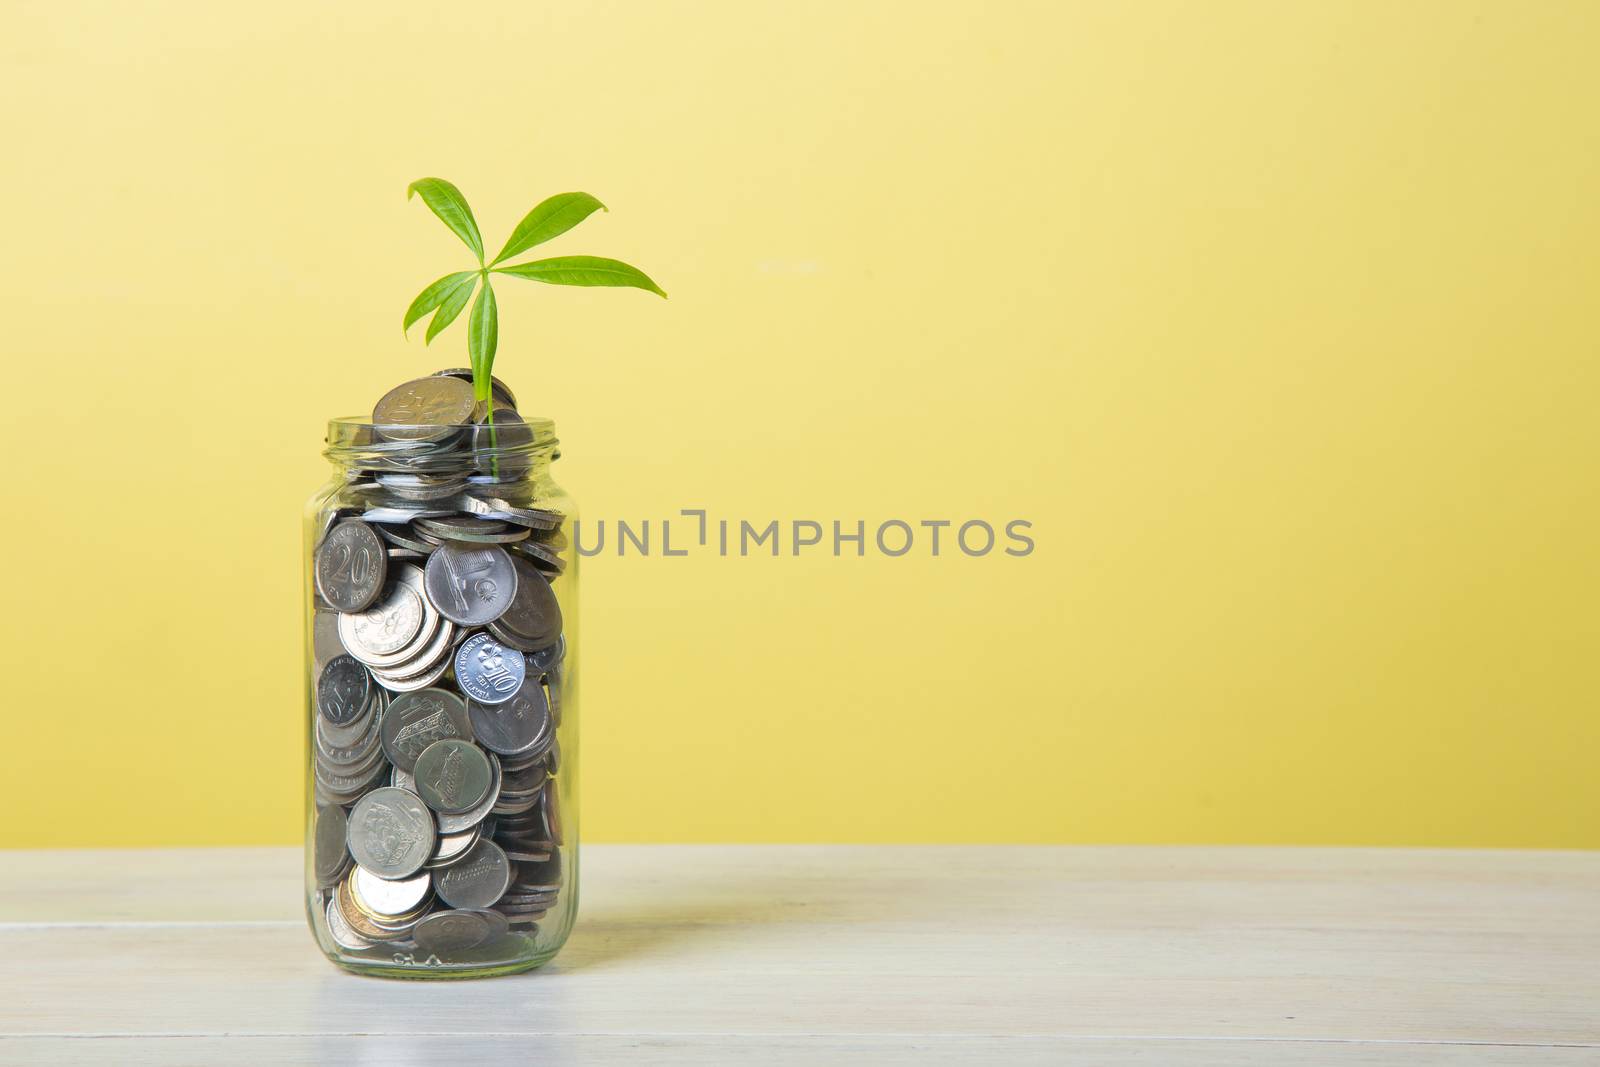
327, 944, 561, 980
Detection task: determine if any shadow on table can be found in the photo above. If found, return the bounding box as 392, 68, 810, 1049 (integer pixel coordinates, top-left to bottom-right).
553, 857, 910, 973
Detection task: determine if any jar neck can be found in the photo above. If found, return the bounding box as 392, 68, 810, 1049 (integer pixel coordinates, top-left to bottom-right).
323, 415, 559, 482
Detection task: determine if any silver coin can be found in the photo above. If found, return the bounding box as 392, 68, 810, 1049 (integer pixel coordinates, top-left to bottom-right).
513, 851, 562, 889
337, 581, 425, 659
368, 619, 455, 682
326, 895, 376, 951
416, 520, 531, 545
314, 716, 386, 771
348, 566, 442, 670
314, 709, 383, 767
510, 545, 566, 577
314, 805, 350, 886
453, 495, 563, 529
436, 751, 502, 834
316, 656, 372, 727
472, 407, 534, 480
374, 476, 469, 502
499, 758, 549, 792
413, 738, 494, 815
352, 864, 433, 917
466, 907, 511, 942
377, 524, 440, 554
510, 536, 565, 571
315, 690, 380, 750
467, 682, 552, 757
427, 823, 481, 868
372, 376, 476, 442
542, 778, 564, 845
371, 654, 452, 693
314, 755, 390, 801
491, 792, 541, 816
434, 840, 512, 910
423, 543, 518, 626
362, 506, 458, 524
528, 634, 566, 675
315, 520, 388, 612
431, 367, 517, 409
312, 611, 345, 671
492, 558, 562, 650
412, 909, 493, 955
418, 515, 509, 535
454, 633, 527, 705
346, 787, 435, 878
379, 689, 473, 772
390, 764, 416, 792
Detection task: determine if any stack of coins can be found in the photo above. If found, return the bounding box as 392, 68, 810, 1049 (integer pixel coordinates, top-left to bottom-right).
310, 371, 568, 958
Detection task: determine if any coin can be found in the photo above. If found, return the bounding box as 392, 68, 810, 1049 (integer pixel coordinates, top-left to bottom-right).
337, 876, 397, 941
543, 778, 564, 845
434, 840, 512, 910
415, 517, 531, 544
314, 805, 351, 886
379, 689, 472, 772
352, 865, 433, 917
326, 894, 376, 951
372, 376, 476, 442
362, 506, 457, 524
473, 408, 534, 480
371, 652, 452, 694
436, 750, 502, 835
316, 656, 372, 727
427, 824, 481, 868
454, 633, 527, 705
514, 851, 562, 889
467, 682, 552, 758
487, 557, 563, 651
413, 909, 492, 954
314, 711, 383, 770
315, 520, 387, 612
528, 634, 566, 675
456, 496, 563, 529
337, 580, 426, 660
312, 611, 344, 671
368, 617, 454, 680
413, 738, 494, 815
424, 543, 518, 625
509, 537, 565, 572
466, 908, 511, 942
346, 787, 435, 879
431, 367, 517, 409
376, 524, 436, 554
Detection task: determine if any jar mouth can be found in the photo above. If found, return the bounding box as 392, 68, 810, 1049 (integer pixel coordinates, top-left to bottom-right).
324, 414, 558, 476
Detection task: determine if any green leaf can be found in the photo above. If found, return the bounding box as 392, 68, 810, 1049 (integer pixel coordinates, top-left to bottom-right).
407, 178, 485, 263
403, 270, 477, 334
425, 273, 477, 344
467, 279, 498, 400
494, 255, 666, 298
490, 192, 607, 265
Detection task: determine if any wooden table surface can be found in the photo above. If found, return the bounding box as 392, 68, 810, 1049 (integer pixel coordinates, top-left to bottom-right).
0, 846, 1595, 1064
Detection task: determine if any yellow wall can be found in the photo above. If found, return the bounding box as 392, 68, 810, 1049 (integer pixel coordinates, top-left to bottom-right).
2, 1, 1596, 847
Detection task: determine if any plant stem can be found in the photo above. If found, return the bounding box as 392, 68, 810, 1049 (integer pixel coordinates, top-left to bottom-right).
485, 401, 501, 480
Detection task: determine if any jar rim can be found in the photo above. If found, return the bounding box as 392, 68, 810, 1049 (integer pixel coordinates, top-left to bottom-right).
323, 414, 559, 470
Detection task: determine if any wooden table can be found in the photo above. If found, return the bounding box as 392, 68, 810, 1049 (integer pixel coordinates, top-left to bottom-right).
0, 846, 1595, 1064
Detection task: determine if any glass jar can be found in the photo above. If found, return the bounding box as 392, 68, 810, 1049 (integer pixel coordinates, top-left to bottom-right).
302, 377, 577, 978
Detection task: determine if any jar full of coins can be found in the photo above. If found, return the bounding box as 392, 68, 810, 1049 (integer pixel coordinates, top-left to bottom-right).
304, 371, 577, 977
